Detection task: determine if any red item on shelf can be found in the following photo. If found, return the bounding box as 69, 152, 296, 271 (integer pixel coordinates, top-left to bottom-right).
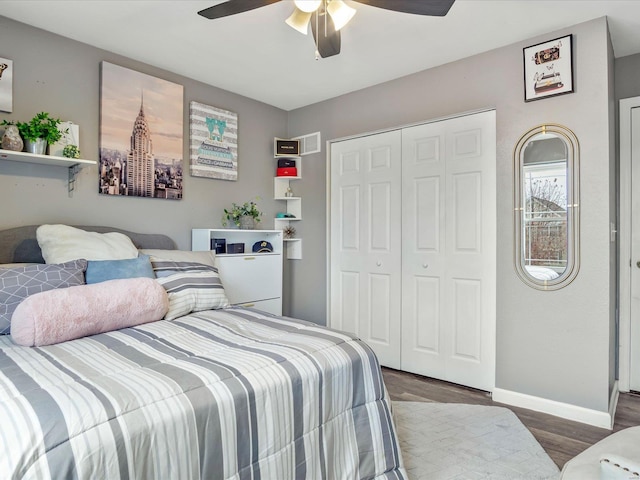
276, 167, 298, 177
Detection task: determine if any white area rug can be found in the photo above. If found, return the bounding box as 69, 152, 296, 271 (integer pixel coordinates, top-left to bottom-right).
392, 402, 560, 480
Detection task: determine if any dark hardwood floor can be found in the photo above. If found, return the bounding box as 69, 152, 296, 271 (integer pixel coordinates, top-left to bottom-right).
382, 367, 640, 469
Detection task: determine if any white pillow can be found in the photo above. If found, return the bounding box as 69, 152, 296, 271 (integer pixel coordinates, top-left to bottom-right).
37, 225, 139, 264
140, 249, 216, 268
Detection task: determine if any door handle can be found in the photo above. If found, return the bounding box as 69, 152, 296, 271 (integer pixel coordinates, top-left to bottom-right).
637, 260, 640, 268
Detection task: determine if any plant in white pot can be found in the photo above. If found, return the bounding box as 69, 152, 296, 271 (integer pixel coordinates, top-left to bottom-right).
16, 112, 64, 155
222, 199, 263, 229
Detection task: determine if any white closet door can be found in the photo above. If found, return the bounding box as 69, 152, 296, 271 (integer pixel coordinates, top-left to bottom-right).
401, 111, 496, 391
330, 131, 402, 369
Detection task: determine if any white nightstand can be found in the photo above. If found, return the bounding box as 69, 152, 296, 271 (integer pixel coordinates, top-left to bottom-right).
192, 229, 283, 315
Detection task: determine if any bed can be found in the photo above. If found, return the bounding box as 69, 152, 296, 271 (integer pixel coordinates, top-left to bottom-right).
0, 225, 406, 480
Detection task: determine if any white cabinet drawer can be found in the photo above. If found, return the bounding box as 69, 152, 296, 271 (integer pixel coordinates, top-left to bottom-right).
235, 298, 282, 316
215, 254, 282, 304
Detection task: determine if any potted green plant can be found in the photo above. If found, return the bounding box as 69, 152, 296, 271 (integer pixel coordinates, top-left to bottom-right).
16, 112, 65, 155
222, 199, 263, 229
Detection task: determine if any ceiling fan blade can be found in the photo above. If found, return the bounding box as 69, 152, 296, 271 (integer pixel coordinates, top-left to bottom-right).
352, 0, 455, 17
310, 5, 341, 58
198, 0, 281, 20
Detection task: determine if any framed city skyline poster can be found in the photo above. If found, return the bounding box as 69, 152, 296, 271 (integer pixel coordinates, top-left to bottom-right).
99, 61, 184, 199
0, 57, 13, 113
189, 101, 238, 181
523, 34, 574, 102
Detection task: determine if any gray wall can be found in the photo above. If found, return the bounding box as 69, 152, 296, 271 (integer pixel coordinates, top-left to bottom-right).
0, 17, 288, 262
288, 17, 615, 412
615, 52, 640, 101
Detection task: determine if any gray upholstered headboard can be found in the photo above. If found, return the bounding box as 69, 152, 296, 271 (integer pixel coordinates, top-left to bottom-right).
0, 225, 177, 264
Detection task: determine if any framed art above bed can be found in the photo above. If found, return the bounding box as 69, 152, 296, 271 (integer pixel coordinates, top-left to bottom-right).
99, 61, 184, 200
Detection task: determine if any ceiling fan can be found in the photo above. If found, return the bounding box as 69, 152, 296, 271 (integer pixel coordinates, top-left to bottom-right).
198, 0, 456, 59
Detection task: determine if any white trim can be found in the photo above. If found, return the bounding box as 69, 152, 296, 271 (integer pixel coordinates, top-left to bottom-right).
619, 96, 640, 393
328, 106, 496, 144
325, 138, 332, 327
609, 380, 620, 429
493, 385, 617, 430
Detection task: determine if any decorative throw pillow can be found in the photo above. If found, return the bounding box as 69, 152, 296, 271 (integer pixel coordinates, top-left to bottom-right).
11, 278, 169, 347
0, 259, 87, 334
140, 249, 216, 268
36, 224, 139, 264
85, 254, 155, 284
151, 260, 229, 320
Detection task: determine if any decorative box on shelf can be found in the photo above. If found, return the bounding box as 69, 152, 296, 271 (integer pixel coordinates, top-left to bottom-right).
274, 138, 300, 157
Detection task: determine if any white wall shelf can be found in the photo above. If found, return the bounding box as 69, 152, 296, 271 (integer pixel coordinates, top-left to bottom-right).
273, 141, 303, 260
283, 238, 303, 260
0, 149, 96, 195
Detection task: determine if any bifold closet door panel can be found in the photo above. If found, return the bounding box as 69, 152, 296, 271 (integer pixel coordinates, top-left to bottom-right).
400, 111, 496, 392
400, 121, 447, 378
330, 131, 402, 369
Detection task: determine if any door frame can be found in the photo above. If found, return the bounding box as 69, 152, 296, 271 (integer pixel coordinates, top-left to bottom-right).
619, 96, 640, 392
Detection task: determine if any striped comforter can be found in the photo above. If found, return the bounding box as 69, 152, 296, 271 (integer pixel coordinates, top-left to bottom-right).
0, 307, 406, 479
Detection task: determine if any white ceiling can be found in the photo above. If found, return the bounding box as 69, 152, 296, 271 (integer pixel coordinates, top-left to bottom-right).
3, 1, 640, 111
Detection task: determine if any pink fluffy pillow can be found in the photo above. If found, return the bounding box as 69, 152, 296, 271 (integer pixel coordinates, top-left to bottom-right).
11, 278, 169, 347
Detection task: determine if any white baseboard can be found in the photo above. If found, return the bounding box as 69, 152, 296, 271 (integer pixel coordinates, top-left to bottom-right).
493, 382, 618, 430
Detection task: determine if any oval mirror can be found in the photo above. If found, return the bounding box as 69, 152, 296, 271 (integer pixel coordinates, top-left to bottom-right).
514, 124, 580, 290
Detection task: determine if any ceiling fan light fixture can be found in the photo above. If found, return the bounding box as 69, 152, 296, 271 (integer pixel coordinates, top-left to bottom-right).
286, 8, 312, 34
293, 0, 322, 13
326, 0, 356, 31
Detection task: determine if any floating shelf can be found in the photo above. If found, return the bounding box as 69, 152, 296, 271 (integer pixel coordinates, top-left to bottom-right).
283, 238, 302, 260
273, 141, 303, 259
0, 149, 96, 195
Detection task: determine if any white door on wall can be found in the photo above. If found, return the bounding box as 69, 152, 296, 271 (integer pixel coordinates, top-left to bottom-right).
330, 131, 403, 369
630, 106, 640, 392
400, 111, 496, 391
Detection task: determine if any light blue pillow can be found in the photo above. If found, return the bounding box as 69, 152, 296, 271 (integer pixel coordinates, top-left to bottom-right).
85, 254, 154, 284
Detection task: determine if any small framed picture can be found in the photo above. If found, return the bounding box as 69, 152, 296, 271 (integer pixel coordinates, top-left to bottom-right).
523, 34, 574, 102
0, 57, 13, 113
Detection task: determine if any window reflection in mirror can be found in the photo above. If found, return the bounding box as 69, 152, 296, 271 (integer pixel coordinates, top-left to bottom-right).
514, 124, 579, 290
522, 136, 567, 281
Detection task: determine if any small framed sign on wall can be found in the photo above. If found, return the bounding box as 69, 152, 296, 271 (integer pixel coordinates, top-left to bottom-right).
0, 57, 13, 113
523, 34, 574, 102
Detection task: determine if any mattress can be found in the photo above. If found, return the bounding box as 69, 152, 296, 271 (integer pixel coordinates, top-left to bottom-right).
0, 306, 406, 479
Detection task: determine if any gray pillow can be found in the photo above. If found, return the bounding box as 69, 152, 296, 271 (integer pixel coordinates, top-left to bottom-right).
0, 259, 87, 334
